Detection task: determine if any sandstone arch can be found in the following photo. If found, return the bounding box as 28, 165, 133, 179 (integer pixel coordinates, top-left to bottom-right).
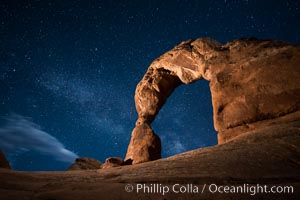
125, 38, 300, 164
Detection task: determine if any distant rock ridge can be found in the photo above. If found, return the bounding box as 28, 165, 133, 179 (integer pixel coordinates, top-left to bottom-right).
0, 149, 10, 169
125, 38, 300, 164
68, 157, 127, 170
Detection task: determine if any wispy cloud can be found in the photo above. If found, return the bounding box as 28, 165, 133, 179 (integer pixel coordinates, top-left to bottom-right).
0, 114, 78, 163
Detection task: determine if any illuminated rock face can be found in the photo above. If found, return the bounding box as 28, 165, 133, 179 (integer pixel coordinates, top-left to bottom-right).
125, 38, 300, 164
125, 123, 161, 164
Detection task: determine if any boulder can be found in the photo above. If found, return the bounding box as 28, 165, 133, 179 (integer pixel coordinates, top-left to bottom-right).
102, 157, 124, 169
68, 157, 102, 170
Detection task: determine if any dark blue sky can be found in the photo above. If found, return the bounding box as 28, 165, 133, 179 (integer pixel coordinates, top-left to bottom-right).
0, 0, 299, 171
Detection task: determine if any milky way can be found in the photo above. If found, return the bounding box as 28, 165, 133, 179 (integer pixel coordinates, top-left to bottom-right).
0, 0, 299, 170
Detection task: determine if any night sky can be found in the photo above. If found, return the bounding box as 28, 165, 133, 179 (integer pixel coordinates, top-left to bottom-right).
1, 0, 299, 171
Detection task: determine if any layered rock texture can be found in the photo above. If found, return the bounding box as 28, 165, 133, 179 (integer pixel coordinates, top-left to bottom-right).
0, 150, 10, 169
125, 38, 300, 164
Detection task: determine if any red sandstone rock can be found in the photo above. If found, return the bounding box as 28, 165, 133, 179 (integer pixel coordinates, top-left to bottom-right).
68, 157, 102, 170
0, 38, 300, 200
126, 38, 300, 164
102, 157, 124, 169
125, 123, 161, 164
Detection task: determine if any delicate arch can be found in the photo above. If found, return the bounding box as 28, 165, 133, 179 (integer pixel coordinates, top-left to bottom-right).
125, 38, 300, 164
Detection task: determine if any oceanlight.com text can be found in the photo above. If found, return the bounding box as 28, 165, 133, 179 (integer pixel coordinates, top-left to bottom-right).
124, 183, 294, 196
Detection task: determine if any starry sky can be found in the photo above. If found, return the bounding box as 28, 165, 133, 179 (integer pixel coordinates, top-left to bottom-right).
0, 0, 299, 171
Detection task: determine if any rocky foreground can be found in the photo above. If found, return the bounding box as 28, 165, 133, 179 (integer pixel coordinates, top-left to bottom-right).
0, 113, 299, 199
0, 38, 300, 199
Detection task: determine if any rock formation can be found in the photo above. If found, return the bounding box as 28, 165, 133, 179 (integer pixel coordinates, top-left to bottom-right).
0, 38, 300, 200
125, 123, 161, 164
125, 38, 300, 164
102, 157, 124, 169
68, 157, 129, 170
68, 157, 102, 170
0, 149, 10, 169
